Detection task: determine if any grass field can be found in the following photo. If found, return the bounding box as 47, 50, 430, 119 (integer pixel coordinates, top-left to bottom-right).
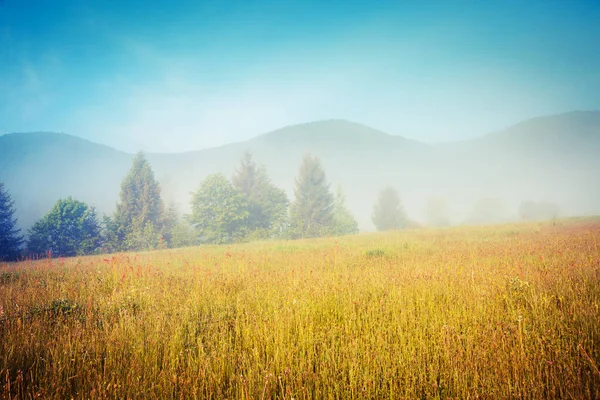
1, 219, 600, 399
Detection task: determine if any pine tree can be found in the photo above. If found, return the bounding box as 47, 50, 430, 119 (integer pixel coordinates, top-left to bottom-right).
232, 152, 259, 196
330, 186, 359, 236
110, 152, 165, 251
27, 197, 101, 257
289, 154, 334, 238
160, 203, 179, 248
232, 152, 289, 238
0, 183, 23, 261
372, 186, 409, 231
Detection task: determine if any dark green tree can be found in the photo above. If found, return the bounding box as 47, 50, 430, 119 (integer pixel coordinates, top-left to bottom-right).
27, 197, 101, 257
101, 214, 122, 253
289, 154, 334, 238
372, 186, 409, 231
0, 183, 23, 261
232, 152, 289, 239
109, 152, 165, 251
330, 186, 359, 236
189, 173, 250, 244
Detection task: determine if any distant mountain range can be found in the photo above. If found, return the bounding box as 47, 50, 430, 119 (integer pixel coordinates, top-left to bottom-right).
1, 111, 599, 231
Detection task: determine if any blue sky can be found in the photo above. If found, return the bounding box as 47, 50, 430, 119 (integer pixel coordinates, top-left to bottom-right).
1, 0, 599, 152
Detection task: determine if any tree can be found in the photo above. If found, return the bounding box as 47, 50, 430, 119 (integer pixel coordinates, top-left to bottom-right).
232, 152, 289, 239
189, 173, 250, 244
372, 186, 409, 231
330, 186, 359, 236
232, 152, 259, 196
169, 220, 197, 248
101, 214, 122, 254
289, 154, 334, 238
161, 203, 197, 248
0, 183, 23, 261
109, 152, 166, 251
160, 203, 179, 248
27, 197, 101, 257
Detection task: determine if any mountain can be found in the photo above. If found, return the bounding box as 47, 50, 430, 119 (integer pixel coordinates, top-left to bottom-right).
0, 132, 131, 229
1, 112, 599, 232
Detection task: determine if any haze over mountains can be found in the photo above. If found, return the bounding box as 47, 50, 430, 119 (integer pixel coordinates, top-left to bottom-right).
1, 111, 599, 232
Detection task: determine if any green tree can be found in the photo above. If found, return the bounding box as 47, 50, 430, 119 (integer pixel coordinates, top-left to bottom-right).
160, 203, 179, 247
0, 183, 23, 261
27, 197, 101, 257
372, 186, 409, 231
169, 220, 198, 248
101, 214, 122, 254
160, 203, 197, 248
289, 154, 334, 238
232, 152, 289, 239
109, 152, 166, 251
330, 186, 359, 236
189, 173, 250, 244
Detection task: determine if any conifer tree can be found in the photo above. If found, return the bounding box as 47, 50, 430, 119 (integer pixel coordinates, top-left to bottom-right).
232, 152, 289, 238
232, 152, 259, 196
108, 152, 165, 251
0, 183, 23, 261
289, 154, 334, 238
330, 186, 359, 236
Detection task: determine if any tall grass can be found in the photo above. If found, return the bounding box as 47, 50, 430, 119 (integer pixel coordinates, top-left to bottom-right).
1, 220, 599, 399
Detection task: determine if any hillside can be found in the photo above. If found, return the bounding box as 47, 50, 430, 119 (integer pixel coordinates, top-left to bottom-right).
1, 112, 599, 231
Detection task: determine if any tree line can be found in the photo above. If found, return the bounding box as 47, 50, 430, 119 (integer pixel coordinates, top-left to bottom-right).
0, 152, 411, 261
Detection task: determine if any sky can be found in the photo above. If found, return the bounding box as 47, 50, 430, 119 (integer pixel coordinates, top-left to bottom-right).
1, 0, 599, 153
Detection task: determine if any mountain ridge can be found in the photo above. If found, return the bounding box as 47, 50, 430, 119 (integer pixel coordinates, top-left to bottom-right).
3, 110, 599, 155
1, 111, 599, 232
1, 119, 420, 155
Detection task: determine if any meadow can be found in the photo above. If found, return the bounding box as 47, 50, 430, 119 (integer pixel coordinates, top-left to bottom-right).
1, 219, 599, 399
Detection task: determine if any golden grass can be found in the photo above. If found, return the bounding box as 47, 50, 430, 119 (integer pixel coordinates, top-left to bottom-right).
1, 220, 599, 399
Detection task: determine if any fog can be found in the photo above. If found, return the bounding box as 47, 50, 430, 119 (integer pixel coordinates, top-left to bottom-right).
1, 1, 599, 234
147, 113, 600, 232
2, 112, 599, 234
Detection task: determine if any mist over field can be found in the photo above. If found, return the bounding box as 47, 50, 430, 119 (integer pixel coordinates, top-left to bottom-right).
1, 111, 600, 234
1, 1, 599, 236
